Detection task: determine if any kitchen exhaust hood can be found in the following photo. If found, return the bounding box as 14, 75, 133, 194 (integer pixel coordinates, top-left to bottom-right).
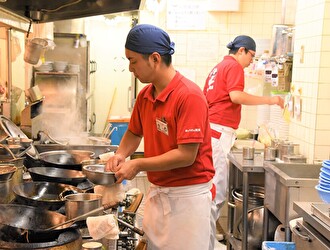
0, 0, 141, 23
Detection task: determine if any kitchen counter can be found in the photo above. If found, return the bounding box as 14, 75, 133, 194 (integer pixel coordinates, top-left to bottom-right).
228, 151, 265, 172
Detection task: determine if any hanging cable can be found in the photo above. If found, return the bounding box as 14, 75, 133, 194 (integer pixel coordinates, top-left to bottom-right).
40, 0, 82, 13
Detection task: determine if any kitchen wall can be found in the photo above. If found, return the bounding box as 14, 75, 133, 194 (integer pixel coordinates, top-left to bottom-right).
289, 0, 330, 162
138, 0, 330, 163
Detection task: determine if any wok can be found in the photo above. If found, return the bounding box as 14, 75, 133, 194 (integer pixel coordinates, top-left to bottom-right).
0, 202, 121, 244
12, 181, 83, 210
0, 204, 75, 243
28, 167, 87, 186
38, 150, 95, 170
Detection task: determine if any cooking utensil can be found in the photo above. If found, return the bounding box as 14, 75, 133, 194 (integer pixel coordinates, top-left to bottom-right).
243, 146, 255, 160
46, 201, 119, 231
264, 147, 277, 161
82, 164, 116, 185
0, 165, 17, 181
0, 204, 73, 241
65, 193, 103, 220
0, 115, 29, 139
28, 167, 86, 186
38, 150, 95, 170
0, 201, 119, 243
12, 181, 83, 210
115, 216, 144, 236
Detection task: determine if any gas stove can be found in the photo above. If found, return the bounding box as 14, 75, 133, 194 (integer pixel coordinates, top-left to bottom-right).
97, 211, 140, 250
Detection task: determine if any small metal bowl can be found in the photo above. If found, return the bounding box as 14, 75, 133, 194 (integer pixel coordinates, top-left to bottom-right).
82, 164, 116, 185
0, 165, 17, 181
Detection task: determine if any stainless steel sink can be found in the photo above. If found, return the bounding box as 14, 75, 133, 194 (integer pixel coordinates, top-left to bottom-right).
264, 162, 321, 186
263, 162, 322, 240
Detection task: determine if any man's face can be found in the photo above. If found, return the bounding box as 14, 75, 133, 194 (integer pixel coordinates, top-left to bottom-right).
125, 49, 154, 84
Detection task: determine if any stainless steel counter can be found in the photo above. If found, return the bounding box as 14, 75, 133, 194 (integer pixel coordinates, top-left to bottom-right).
227, 152, 265, 250
293, 202, 330, 240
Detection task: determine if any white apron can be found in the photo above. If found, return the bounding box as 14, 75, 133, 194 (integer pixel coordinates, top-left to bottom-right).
209, 123, 236, 250
142, 181, 212, 250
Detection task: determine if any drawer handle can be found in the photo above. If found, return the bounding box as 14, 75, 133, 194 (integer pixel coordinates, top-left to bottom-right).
292, 225, 312, 242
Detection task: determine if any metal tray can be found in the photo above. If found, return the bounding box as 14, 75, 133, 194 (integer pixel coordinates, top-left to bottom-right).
311, 203, 330, 225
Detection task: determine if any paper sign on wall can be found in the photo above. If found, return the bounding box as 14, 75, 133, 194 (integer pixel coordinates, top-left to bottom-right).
167, 0, 206, 30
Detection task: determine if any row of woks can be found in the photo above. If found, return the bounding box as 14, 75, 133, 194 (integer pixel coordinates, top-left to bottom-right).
0, 116, 114, 249
0, 150, 99, 249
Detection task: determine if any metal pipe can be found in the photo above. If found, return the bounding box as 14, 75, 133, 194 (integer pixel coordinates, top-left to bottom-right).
7, 28, 12, 117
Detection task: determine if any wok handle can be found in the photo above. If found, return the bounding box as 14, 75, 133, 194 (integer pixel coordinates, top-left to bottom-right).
46, 201, 118, 231
116, 217, 144, 236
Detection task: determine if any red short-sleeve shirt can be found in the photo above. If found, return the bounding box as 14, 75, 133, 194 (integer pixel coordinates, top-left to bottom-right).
129, 72, 214, 187
203, 56, 245, 129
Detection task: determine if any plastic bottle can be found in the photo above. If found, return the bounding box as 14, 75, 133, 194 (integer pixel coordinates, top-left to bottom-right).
262, 50, 272, 84
271, 64, 279, 88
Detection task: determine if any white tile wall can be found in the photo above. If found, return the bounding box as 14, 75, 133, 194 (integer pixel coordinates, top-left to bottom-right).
290, 0, 330, 162
138, 0, 330, 161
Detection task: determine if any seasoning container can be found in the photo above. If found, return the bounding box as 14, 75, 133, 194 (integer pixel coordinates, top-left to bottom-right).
278, 142, 294, 160
264, 147, 277, 161
243, 147, 255, 160
82, 241, 103, 250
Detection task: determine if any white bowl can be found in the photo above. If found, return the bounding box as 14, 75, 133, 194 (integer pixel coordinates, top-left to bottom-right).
68, 64, 80, 73
53, 61, 68, 72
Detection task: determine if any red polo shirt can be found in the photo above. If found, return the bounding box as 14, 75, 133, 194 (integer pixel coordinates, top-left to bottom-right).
203, 56, 245, 129
129, 72, 214, 187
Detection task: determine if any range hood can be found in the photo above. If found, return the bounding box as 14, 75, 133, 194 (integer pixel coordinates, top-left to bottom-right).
0, 0, 141, 23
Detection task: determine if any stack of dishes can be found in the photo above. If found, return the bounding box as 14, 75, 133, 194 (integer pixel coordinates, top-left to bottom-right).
53, 61, 68, 72
315, 160, 330, 203
34, 61, 53, 72
68, 64, 80, 73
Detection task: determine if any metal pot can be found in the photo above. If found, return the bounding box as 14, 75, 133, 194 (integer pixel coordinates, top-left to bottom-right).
65, 193, 102, 221
0, 179, 14, 204
230, 186, 280, 249
264, 147, 277, 161
24, 38, 48, 65
12, 181, 83, 210
236, 206, 280, 250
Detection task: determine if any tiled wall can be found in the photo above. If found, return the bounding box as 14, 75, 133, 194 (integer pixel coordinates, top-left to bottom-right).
144, 0, 330, 162
290, 0, 330, 162
165, 0, 282, 88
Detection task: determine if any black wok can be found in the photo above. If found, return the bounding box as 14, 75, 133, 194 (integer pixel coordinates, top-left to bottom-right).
38, 150, 95, 170
12, 181, 83, 210
0, 204, 75, 243
28, 167, 87, 186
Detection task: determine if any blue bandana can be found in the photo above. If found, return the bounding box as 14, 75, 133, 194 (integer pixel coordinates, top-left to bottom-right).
227, 35, 256, 52
125, 24, 175, 55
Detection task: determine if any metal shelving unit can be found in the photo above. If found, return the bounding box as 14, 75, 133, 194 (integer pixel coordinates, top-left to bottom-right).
226, 152, 265, 250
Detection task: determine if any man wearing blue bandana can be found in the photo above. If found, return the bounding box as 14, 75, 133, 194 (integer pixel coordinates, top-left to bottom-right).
203, 35, 284, 249
106, 24, 215, 250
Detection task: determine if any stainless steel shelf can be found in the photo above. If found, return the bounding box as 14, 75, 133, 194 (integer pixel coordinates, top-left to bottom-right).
227, 152, 265, 250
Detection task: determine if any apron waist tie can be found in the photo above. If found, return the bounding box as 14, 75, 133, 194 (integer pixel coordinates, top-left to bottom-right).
148, 187, 171, 216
